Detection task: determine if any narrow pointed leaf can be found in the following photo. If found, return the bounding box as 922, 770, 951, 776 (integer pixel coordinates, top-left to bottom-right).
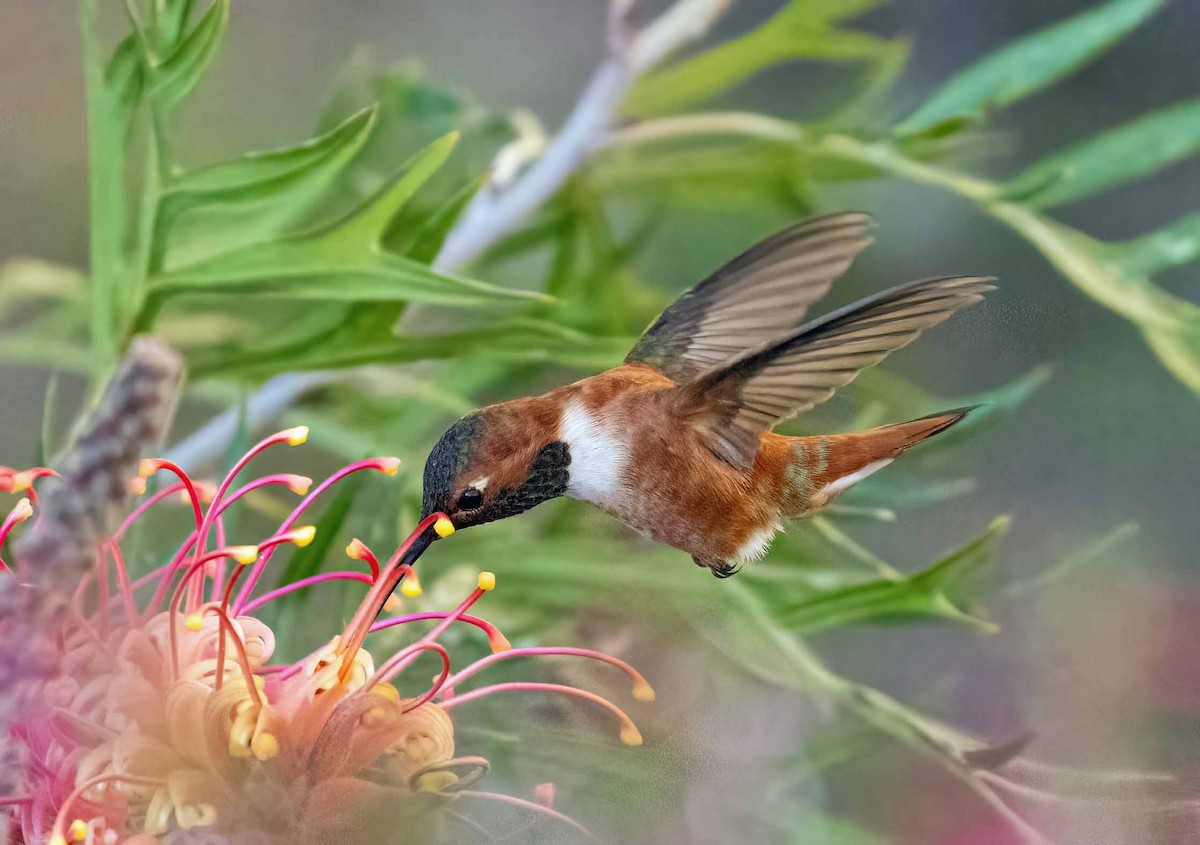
156, 108, 377, 269
155, 0, 196, 50
82, 19, 145, 371
779, 518, 1008, 633
401, 176, 485, 264
623, 0, 889, 118
168, 107, 377, 195
144, 132, 544, 311
1002, 100, 1200, 208
334, 131, 460, 243
148, 0, 228, 109
149, 241, 543, 306
898, 0, 1165, 133
190, 318, 628, 379
1112, 212, 1200, 277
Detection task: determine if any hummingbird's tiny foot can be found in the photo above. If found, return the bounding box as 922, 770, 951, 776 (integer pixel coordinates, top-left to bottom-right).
693, 555, 740, 579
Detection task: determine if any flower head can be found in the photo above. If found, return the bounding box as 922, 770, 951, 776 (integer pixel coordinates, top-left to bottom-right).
1, 430, 651, 843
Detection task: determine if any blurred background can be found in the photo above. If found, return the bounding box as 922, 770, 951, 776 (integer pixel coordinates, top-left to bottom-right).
2, 1, 1198, 842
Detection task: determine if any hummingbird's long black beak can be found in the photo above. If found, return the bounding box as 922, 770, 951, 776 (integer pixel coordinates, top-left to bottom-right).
399, 513, 454, 567
399, 523, 438, 567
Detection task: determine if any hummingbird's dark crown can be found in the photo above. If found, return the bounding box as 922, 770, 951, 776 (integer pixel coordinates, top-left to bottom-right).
422, 412, 482, 517
420, 405, 571, 529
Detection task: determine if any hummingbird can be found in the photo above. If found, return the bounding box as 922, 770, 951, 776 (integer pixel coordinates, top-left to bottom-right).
403, 213, 993, 576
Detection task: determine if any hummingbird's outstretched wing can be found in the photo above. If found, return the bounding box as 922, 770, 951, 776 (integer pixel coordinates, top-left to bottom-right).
678, 275, 996, 469
624, 213, 874, 383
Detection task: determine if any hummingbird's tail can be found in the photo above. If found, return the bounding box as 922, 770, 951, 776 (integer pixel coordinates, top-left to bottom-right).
789, 407, 975, 514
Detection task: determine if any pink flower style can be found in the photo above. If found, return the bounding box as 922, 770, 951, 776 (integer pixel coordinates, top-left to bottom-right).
0, 428, 652, 844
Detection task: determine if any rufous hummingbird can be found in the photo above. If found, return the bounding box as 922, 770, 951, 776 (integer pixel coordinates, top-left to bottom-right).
403, 213, 993, 576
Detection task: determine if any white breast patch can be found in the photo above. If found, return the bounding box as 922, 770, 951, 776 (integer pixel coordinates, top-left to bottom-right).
558, 400, 629, 508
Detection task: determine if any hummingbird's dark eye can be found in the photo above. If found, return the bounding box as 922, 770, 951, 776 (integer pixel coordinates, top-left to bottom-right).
456, 487, 484, 511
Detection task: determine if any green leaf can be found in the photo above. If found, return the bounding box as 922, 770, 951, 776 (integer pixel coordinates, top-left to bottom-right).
779, 517, 1009, 633
191, 318, 628, 379
37, 376, 60, 466
398, 176, 484, 265
154, 0, 196, 50
81, 16, 145, 374
147, 0, 228, 110
623, 0, 890, 118
898, 0, 1166, 134
155, 107, 377, 270
1111, 212, 1200, 277
141, 133, 547, 316
275, 473, 366, 609
1002, 100, 1200, 208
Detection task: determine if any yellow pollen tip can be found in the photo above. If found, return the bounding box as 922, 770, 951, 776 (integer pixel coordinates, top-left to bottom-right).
11, 498, 33, 522
383, 594, 402, 612
128, 476, 147, 495
11, 473, 32, 492
290, 525, 317, 548
489, 633, 512, 653
433, 517, 455, 538
184, 613, 204, 631
195, 482, 217, 505
283, 425, 309, 446
619, 724, 644, 747
231, 545, 259, 565
287, 475, 313, 495
138, 458, 159, 478
377, 456, 401, 476
252, 731, 280, 760
345, 538, 367, 560
632, 681, 656, 703
69, 819, 88, 840
49, 835, 68, 845
477, 571, 496, 591
400, 578, 422, 598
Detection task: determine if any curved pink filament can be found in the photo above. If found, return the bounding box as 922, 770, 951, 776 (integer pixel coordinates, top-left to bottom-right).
444, 647, 649, 696
138, 475, 296, 613
440, 682, 639, 743
233, 459, 397, 614
239, 571, 374, 615
333, 512, 446, 664
365, 642, 451, 712
370, 612, 506, 646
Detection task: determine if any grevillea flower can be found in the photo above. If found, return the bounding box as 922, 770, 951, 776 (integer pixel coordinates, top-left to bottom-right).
0, 428, 652, 844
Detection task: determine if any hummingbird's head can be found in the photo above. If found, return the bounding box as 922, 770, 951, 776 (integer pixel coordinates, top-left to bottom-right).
419, 403, 571, 533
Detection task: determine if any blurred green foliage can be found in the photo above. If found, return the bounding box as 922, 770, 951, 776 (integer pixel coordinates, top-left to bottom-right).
1, 0, 1193, 840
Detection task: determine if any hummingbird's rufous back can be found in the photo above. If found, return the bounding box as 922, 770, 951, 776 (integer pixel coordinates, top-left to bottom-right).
407, 213, 994, 576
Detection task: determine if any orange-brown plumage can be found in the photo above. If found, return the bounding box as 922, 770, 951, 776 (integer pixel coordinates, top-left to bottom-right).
414, 213, 994, 577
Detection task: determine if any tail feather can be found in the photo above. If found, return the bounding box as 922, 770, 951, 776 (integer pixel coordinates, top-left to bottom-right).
796, 406, 976, 509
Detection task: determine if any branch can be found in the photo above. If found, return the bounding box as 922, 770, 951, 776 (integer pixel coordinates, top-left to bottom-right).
165, 0, 729, 472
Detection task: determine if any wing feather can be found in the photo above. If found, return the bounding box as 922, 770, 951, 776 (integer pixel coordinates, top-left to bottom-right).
680, 276, 996, 467
625, 213, 875, 381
